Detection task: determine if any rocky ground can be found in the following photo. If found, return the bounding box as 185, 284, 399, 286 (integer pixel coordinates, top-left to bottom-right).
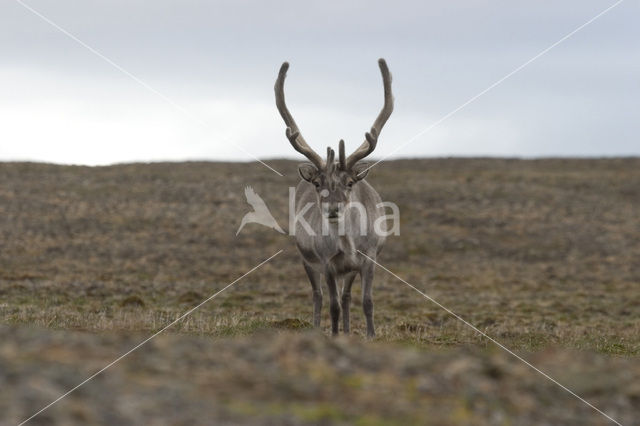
2, 326, 639, 425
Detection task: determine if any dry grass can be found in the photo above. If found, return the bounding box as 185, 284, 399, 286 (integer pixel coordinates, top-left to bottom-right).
1, 159, 638, 353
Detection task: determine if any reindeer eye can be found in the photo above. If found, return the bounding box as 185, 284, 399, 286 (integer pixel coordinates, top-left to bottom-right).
314, 181, 320, 188
347, 181, 354, 188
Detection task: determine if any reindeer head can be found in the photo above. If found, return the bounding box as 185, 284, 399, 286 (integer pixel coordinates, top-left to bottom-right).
275, 59, 394, 221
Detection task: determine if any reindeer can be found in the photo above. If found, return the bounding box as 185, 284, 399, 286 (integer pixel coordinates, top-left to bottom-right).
275, 58, 393, 337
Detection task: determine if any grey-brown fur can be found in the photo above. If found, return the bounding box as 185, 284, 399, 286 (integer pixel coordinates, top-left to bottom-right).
275, 59, 394, 337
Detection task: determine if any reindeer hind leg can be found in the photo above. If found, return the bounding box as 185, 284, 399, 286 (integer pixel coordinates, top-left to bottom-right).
342, 272, 357, 333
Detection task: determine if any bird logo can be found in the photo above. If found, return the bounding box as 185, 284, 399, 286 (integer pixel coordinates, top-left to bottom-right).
236, 186, 285, 235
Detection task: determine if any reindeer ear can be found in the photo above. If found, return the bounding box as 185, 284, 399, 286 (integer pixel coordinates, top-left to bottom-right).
352, 162, 370, 181
298, 163, 318, 182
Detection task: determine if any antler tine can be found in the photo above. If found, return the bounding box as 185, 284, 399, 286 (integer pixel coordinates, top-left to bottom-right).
326, 147, 336, 173
275, 62, 324, 169
338, 139, 346, 170
345, 58, 394, 170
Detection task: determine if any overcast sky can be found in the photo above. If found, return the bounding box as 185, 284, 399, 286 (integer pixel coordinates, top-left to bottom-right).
1, 0, 638, 166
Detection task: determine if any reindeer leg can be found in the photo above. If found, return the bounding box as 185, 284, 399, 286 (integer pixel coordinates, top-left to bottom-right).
342, 272, 357, 334
303, 262, 323, 328
324, 268, 341, 336
361, 260, 376, 338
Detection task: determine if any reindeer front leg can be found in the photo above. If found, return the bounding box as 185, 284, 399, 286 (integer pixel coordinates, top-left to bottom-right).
324, 267, 341, 336
360, 260, 376, 338
303, 263, 323, 328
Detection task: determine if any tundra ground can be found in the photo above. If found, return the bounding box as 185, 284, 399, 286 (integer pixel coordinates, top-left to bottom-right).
1, 159, 638, 425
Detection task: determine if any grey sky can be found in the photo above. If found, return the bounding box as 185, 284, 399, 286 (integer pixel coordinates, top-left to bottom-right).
1, 0, 638, 165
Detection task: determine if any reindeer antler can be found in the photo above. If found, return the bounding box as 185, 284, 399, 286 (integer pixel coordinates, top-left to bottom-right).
345, 58, 394, 170
275, 62, 324, 170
